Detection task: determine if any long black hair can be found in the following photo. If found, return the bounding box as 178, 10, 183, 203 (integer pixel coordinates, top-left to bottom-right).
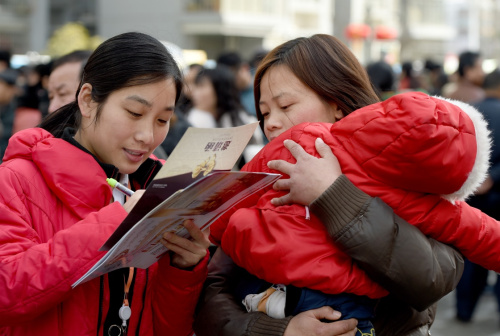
40, 32, 183, 137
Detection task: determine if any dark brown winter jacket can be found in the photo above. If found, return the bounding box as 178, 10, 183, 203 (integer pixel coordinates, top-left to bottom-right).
194, 175, 464, 336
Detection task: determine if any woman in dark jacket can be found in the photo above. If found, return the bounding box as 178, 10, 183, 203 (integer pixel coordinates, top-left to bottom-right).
193, 34, 464, 336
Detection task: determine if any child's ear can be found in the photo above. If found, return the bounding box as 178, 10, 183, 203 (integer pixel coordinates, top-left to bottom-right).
78, 83, 95, 118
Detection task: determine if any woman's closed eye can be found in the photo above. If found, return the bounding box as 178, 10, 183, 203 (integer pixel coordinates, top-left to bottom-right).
127, 110, 142, 118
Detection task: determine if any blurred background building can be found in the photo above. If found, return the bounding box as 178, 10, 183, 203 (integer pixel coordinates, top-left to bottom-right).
1, 0, 500, 69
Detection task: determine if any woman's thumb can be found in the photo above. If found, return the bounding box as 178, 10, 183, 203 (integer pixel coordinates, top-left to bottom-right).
312, 306, 342, 321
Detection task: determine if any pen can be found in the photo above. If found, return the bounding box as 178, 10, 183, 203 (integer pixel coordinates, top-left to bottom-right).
107, 178, 135, 197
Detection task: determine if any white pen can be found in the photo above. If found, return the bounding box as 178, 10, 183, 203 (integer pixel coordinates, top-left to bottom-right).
106, 178, 135, 197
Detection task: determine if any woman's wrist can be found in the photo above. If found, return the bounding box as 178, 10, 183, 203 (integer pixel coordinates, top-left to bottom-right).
310, 175, 371, 236
249, 314, 293, 336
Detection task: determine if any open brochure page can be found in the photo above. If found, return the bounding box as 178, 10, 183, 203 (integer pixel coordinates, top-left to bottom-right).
72, 171, 280, 287
72, 123, 278, 287
100, 122, 260, 251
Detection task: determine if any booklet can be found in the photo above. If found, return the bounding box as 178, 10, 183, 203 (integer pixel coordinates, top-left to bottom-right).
72, 123, 279, 287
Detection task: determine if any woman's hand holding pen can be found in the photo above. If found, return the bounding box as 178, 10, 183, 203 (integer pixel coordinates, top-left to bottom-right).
161, 220, 210, 269
123, 190, 145, 213
268, 138, 342, 206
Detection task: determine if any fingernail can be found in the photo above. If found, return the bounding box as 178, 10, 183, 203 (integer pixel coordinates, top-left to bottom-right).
316, 137, 325, 144
332, 310, 341, 319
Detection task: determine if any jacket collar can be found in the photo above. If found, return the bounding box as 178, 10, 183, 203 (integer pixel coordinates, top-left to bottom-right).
62, 127, 120, 179
61, 127, 162, 190
4, 128, 162, 218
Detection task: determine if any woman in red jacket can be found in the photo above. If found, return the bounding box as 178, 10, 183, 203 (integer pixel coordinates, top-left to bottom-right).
0, 32, 210, 336
202, 34, 497, 336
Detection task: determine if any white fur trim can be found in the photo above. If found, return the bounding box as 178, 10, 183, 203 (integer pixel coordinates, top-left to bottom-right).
435, 96, 492, 202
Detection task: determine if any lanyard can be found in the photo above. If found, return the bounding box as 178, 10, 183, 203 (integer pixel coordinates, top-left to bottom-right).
110, 267, 134, 336
123, 267, 134, 307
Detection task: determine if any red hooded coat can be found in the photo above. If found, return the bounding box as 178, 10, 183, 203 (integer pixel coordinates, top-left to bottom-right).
0, 128, 207, 336
210, 92, 495, 299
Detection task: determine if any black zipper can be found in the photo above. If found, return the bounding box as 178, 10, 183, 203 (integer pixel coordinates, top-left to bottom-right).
96, 276, 104, 336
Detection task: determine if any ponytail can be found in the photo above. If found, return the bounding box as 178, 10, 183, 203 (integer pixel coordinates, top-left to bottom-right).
39, 101, 81, 138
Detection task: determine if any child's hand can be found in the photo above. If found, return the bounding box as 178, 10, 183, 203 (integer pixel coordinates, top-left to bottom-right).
161, 220, 210, 269
268, 138, 342, 206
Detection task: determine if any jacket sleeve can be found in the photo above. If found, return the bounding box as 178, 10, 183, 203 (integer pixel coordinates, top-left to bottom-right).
193, 248, 292, 336
0, 188, 127, 324
310, 175, 464, 312
217, 198, 386, 298
151, 253, 208, 336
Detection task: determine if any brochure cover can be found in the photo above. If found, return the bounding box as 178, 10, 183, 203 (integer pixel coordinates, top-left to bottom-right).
72, 123, 280, 287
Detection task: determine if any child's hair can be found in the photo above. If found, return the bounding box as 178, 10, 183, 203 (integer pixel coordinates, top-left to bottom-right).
195, 65, 244, 126
254, 34, 380, 130
40, 32, 183, 137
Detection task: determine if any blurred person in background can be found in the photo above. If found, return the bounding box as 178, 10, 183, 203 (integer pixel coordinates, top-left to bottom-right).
187, 65, 243, 128
249, 49, 269, 75
455, 68, 500, 324
217, 51, 256, 116
157, 63, 202, 157
158, 107, 192, 158
443, 51, 485, 104
37, 62, 52, 116
177, 63, 204, 114
0, 68, 19, 162
12, 63, 51, 133
154, 63, 204, 158
187, 65, 264, 166
424, 59, 449, 96
47, 50, 92, 114
366, 60, 397, 100
0, 49, 11, 72
398, 61, 426, 93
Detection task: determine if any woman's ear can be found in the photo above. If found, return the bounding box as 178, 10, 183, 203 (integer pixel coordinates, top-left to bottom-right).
330, 103, 344, 121
78, 83, 95, 118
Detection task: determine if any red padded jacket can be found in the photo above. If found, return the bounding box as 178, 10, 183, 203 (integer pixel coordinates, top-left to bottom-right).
0, 128, 207, 336
211, 92, 496, 299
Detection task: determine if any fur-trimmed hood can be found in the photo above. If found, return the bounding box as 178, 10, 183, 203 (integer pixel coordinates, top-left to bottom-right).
438, 96, 491, 201
331, 92, 491, 202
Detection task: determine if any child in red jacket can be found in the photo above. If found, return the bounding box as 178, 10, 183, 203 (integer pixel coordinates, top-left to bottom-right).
210, 35, 496, 336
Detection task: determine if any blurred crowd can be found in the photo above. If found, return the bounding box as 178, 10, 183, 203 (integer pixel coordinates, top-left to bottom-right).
0, 46, 498, 162
0, 47, 270, 167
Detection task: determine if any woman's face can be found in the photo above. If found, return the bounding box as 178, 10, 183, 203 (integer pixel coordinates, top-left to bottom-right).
76, 78, 176, 174
259, 65, 342, 141
192, 76, 217, 114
